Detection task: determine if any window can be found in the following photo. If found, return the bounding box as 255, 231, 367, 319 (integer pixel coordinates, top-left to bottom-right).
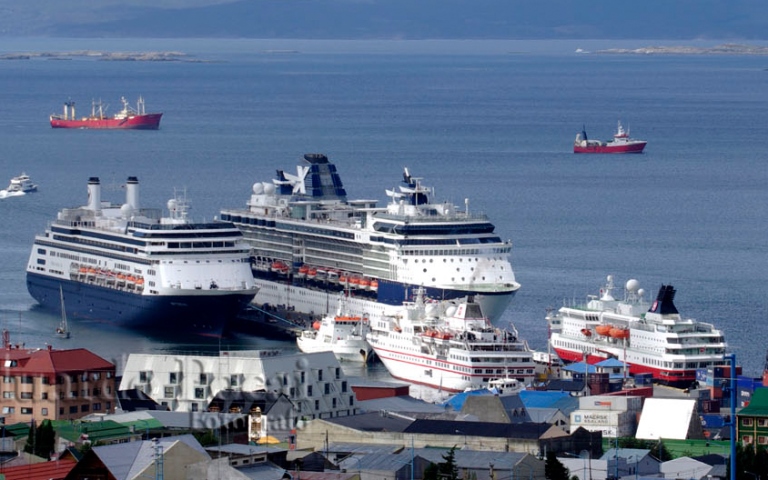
759, 436, 768, 445
318, 370, 323, 381
21, 407, 33, 415
315, 400, 320, 410
758, 419, 768, 427
140, 371, 149, 382
164, 387, 175, 398
195, 387, 205, 399
2, 392, 14, 399
335, 367, 341, 379
169, 372, 178, 384
324, 383, 330, 395
69, 406, 78, 414
93, 403, 102, 411
21, 376, 33, 384
42, 392, 48, 399
81, 404, 90, 412
230, 375, 239, 387
307, 385, 313, 397
332, 398, 337, 408
3, 376, 13, 383
742, 435, 754, 444
341, 381, 347, 393
191, 403, 199, 412
1, 407, 14, 414
199, 373, 209, 385
743, 418, 754, 427
20, 392, 33, 399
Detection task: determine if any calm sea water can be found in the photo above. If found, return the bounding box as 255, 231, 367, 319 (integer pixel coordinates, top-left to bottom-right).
0, 38, 766, 384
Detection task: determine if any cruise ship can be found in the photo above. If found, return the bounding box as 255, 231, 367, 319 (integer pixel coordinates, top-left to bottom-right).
219, 153, 519, 325
26, 177, 259, 336
366, 288, 534, 393
548, 275, 727, 387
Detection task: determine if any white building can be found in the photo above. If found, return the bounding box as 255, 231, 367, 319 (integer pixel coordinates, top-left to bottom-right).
119, 350, 359, 422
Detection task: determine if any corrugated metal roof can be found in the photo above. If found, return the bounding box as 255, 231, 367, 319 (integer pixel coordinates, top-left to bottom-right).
519, 390, 573, 408
358, 395, 448, 414
413, 448, 526, 469
0, 458, 77, 480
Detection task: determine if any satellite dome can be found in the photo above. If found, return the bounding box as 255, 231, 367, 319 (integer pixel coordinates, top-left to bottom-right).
638, 288, 645, 298
445, 305, 457, 318
167, 198, 178, 211
263, 183, 276, 194
252, 183, 264, 195
626, 279, 640, 292
120, 204, 133, 218
425, 304, 437, 316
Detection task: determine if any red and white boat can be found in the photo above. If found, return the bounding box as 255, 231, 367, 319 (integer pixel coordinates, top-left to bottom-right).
573, 121, 646, 153
50, 96, 162, 130
547, 275, 726, 387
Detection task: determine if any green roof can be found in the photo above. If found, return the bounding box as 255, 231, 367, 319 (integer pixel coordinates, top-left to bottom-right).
737, 388, 768, 417
56, 420, 133, 443
604, 438, 731, 459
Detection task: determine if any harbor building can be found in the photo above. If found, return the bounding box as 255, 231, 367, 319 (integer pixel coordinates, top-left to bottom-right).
0, 332, 116, 425
119, 350, 359, 423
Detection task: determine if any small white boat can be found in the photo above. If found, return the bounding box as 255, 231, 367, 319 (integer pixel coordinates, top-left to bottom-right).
297, 292, 372, 362
0, 173, 37, 198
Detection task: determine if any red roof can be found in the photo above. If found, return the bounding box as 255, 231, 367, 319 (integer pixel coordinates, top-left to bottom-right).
1, 346, 114, 375
0, 458, 76, 480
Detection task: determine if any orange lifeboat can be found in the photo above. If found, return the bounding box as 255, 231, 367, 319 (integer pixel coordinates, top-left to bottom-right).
312, 321, 322, 330
595, 325, 612, 336
369, 279, 379, 291
580, 328, 592, 337
297, 265, 310, 278
336, 316, 362, 323
349, 276, 361, 288
271, 261, 289, 274
359, 277, 371, 290
609, 327, 630, 339
307, 267, 317, 279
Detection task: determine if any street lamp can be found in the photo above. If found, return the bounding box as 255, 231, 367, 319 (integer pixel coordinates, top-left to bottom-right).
455, 429, 468, 448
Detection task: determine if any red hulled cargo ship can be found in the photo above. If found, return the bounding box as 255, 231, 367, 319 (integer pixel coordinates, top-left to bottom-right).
573, 121, 646, 153
50, 96, 162, 130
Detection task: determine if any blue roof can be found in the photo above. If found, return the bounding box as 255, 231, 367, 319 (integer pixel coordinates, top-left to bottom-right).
595, 358, 627, 368
442, 389, 494, 410
563, 362, 598, 374
518, 390, 573, 409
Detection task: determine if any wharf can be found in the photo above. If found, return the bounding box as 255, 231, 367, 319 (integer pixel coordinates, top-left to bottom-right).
227, 304, 310, 339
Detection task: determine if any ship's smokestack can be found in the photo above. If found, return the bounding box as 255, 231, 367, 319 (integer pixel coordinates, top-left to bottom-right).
87, 177, 101, 211
126, 176, 139, 211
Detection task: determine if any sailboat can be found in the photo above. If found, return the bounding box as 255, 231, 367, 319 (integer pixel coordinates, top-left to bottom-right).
56, 286, 71, 339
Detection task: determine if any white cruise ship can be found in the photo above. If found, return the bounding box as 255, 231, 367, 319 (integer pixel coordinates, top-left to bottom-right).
26, 176, 259, 337
366, 289, 534, 393
548, 275, 727, 387
219, 153, 519, 326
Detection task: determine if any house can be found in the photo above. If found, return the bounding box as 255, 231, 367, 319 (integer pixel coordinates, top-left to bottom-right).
64, 434, 210, 480
659, 457, 713, 479
600, 448, 661, 478
0, 340, 116, 425
207, 390, 296, 441
735, 387, 768, 451
119, 350, 358, 422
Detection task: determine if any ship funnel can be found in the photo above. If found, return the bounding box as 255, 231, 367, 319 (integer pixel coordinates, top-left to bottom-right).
126, 176, 139, 211
87, 177, 101, 211
648, 284, 679, 315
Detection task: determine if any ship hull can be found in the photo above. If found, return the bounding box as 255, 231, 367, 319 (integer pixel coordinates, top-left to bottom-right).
296, 338, 371, 363
27, 273, 254, 337
573, 141, 646, 154
50, 113, 162, 130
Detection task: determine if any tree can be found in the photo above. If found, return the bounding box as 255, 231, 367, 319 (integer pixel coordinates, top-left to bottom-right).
22, 420, 56, 459
545, 451, 570, 480
424, 446, 460, 480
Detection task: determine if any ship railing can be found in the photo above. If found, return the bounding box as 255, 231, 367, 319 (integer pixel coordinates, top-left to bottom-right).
375, 212, 489, 222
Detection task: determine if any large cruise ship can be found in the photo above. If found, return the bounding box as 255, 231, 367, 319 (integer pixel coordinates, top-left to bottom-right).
219, 153, 520, 325
26, 177, 259, 336
366, 288, 534, 393
548, 275, 727, 387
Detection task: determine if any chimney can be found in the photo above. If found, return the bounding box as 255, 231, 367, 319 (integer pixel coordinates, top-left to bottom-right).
126, 176, 139, 211
87, 177, 101, 211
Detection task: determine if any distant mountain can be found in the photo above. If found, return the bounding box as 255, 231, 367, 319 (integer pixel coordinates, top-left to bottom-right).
2, 0, 768, 40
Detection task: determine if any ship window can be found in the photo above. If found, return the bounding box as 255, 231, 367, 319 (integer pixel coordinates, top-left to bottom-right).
37, 248, 46, 255
37, 258, 46, 265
